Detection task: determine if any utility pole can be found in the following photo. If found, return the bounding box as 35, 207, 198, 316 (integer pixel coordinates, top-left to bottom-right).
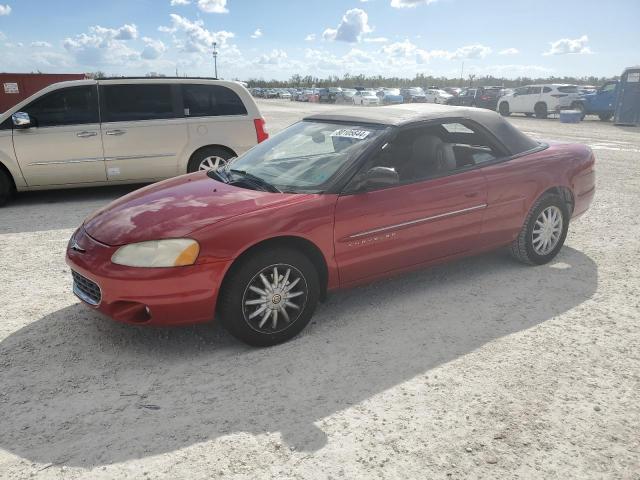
460, 61, 464, 84
212, 42, 218, 79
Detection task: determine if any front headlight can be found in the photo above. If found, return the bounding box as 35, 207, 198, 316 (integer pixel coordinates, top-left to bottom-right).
111, 239, 200, 268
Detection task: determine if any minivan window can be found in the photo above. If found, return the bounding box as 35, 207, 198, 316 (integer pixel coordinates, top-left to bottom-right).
22, 86, 99, 127
182, 84, 247, 117
557, 85, 579, 94
102, 84, 176, 122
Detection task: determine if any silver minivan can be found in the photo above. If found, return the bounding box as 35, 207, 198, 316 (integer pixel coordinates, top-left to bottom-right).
0, 78, 268, 205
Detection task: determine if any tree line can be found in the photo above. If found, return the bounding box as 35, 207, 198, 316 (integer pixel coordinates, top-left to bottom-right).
245, 73, 616, 89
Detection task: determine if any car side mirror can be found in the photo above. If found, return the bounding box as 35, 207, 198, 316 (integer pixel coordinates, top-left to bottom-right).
12, 112, 32, 129
361, 166, 399, 191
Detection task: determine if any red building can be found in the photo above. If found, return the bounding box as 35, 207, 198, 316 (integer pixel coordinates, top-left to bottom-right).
0, 73, 86, 112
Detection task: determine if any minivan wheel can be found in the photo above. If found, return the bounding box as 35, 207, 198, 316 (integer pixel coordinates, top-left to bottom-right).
534, 102, 548, 119
0, 169, 13, 207
510, 193, 569, 265
599, 112, 613, 121
187, 147, 235, 173
218, 248, 320, 347
498, 102, 510, 116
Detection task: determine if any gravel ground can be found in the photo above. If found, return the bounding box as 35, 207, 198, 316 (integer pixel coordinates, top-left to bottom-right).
0, 100, 638, 480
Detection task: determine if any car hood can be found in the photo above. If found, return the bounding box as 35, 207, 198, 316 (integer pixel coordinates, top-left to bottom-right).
83, 172, 309, 246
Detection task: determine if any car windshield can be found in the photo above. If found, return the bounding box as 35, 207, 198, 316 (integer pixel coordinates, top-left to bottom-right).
222, 121, 388, 193
385, 88, 400, 95
343, 90, 356, 97
362, 90, 376, 96
409, 88, 424, 94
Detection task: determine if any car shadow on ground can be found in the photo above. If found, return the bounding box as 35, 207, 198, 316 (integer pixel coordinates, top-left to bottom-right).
0, 185, 145, 234
0, 247, 597, 467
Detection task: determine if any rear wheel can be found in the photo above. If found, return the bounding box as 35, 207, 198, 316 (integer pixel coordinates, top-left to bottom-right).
599, 112, 613, 121
187, 147, 235, 173
510, 193, 569, 265
218, 248, 320, 347
534, 102, 548, 119
0, 169, 13, 207
498, 102, 511, 116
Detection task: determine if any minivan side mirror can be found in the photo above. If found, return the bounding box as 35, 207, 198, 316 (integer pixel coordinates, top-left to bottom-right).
361, 166, 400, 191
12, 112, 32, 129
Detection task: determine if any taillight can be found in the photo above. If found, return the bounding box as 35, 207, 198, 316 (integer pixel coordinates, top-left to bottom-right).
254, 118, 269, 143
480, 95, 490, 101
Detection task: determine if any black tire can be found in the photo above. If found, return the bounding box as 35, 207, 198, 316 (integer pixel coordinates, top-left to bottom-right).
510, 193, 570, 265
498, 102, 511, 116
599, 112, 613, 122
572, 102, 586, 120
0, 169, 13, 207
534, 102, 548, 119
187, 147, 235, 173
218, 247, 320, 347
524, 112, 534, 117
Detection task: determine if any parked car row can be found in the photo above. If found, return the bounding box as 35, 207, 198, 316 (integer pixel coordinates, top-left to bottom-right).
249, 81, 621, 120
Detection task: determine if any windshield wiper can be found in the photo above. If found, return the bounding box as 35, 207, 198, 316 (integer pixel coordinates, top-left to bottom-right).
229, 169, 281, 193
206, 168, 231, 183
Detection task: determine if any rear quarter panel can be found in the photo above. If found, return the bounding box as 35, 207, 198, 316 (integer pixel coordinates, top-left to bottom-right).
480, 142, 594, 246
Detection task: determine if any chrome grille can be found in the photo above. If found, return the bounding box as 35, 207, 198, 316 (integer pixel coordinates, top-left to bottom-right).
72, 270, 101, 306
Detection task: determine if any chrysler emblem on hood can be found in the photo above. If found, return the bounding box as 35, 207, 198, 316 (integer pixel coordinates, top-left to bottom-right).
70, 241, 86, 253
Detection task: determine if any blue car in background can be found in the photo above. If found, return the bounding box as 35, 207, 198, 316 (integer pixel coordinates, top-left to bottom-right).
377, 87, 404, 105
575, 80, 619, 121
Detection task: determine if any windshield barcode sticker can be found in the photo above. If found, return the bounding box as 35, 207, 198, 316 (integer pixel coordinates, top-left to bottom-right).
330, 129, 370, 140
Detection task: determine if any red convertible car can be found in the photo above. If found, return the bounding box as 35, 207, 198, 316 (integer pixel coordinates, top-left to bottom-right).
66, 104, 595, 346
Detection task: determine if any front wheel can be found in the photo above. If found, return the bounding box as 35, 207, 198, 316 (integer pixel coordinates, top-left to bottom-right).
218, 248, 320, 347
498, 102, 511, 116
599, 112, 613, 121
0, 169, 12, 207
510, 193, 569, 265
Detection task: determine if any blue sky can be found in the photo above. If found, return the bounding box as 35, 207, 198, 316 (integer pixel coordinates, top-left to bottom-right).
0, 0, 637, 80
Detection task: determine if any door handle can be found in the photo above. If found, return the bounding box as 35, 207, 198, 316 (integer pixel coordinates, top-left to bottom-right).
76, 131, 98, 138
465, 192, 479, 198
105, 130, 126, 136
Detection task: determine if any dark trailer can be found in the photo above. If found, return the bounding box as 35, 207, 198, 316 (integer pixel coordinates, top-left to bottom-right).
614, 66, 640, 126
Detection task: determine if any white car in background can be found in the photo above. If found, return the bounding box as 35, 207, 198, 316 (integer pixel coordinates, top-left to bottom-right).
425, 89, 453, 104
497, 84, 582, 118
352, 90, 380, 106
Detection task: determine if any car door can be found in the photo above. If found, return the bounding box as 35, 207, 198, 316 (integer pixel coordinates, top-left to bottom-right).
353, 91, 361, 105
510, 87, 529, 112
333, 122, 489, 286
99, 82, 187, 182
12, 84, 106, 186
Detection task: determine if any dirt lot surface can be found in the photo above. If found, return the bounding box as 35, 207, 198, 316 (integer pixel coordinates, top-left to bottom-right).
1, 100, 639, 480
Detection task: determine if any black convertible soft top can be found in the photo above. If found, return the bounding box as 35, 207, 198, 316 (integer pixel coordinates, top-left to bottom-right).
304, 103, 539, 155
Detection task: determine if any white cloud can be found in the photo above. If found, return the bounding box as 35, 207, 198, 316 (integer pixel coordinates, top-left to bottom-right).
322, 8, 372, 43
160, 14, 234, 52
63, 24, 140, 66
382, 40, 491, 65
170, 0, 190, 5
449, 44, 492, 60
256, 49, 287, 65
305, 34, 316, 41
251, 28, 262, 39
544, 35, 591, 55
390, 0, 438, 8
31, 41, 53, 48
499, 48, 519, 55
364, 36, 388, 43
0, 4, 11, 16
197, 0, 228, 13
141, 37, 167, 60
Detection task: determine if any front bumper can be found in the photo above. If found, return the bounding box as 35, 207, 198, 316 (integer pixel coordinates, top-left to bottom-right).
65, 227, 229, 326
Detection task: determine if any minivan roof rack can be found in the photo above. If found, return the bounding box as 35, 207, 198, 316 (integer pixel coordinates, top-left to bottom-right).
98, 76, 220, 80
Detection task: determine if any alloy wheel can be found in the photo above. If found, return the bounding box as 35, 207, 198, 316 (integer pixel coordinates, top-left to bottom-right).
532, 205, 563, 255
198, 156, 228, 171
242, 264, 308, 334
